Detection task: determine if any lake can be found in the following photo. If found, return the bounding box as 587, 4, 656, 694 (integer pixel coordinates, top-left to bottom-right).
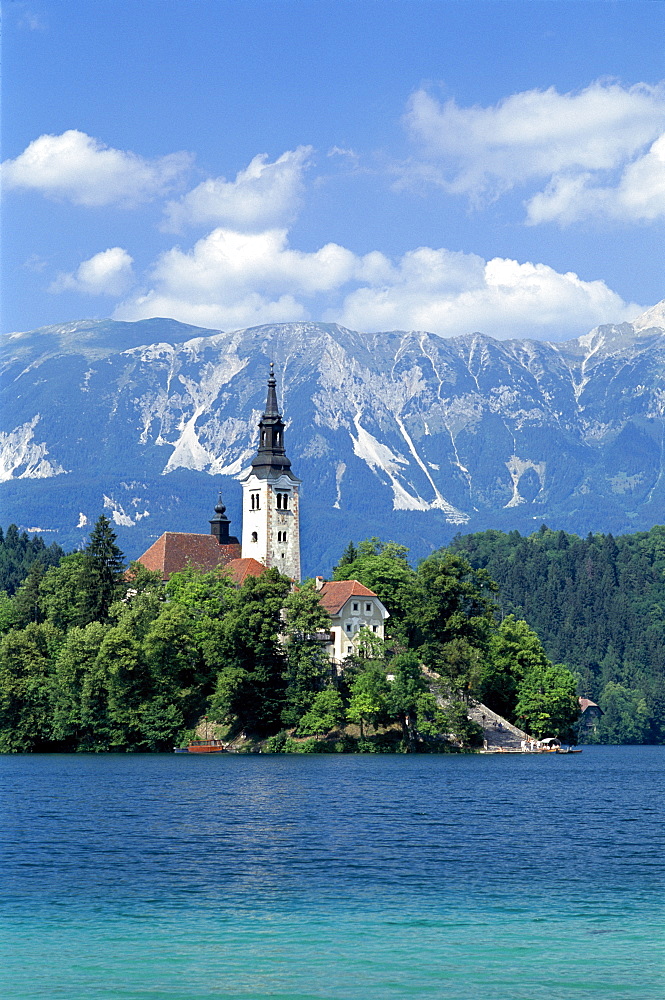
1, 747, 663, 999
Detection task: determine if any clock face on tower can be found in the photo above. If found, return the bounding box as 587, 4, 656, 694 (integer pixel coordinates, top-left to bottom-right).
240, 364, 301, 582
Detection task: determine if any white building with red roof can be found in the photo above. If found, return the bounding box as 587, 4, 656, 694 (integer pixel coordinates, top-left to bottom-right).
315, 577, 389, 662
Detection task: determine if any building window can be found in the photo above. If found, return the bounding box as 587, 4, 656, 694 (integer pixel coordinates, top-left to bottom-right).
347, 646, 353, 655
276, 491, 289, 510
365, 603, 372, 613
352, 602, 359, 612
251, 531, 258, 543
345, 624, 352, 633
250, 492, 260, 511
372, 625, 378, 633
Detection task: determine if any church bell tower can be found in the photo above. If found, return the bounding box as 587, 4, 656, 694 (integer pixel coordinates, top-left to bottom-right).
241, 364, 301, 581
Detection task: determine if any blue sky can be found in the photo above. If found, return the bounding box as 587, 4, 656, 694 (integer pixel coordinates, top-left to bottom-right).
3, 0, 664, 340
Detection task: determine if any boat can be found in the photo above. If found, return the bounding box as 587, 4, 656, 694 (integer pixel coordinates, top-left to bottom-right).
555, 745, 583, 754
174, 718, 227, 753
174, 738, 227, 753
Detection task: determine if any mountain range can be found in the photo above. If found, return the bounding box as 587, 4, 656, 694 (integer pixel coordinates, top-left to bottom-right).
2, 303, 664, 576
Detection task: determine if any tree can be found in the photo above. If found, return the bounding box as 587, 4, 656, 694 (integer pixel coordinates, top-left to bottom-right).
481, 616, 552, 720
353, 625, 386, 662
81, 515, 126, 622
434, 700, 484, 747
280, 581, 332, 727
52, 622, 110, 748
347, 664, 390, 737
296, 687, 345, 736
333, 537, 418, 637
410, 552, 497, 689
0, 622, 59, 751
515, 662, 579, 739
596, 682, 650, 744
333, 541, 357, 572
12, 561, 46, 627
0, 524, 64, 596
39, 553, 90, 631
386, 650, 437, 748
209, 569, 291, 733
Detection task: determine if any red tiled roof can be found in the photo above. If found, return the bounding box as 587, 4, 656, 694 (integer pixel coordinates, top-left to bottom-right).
137, 532, 241, 580
223, 558, 267, 586
318, 579, 378, 615
579, 697, 603, 713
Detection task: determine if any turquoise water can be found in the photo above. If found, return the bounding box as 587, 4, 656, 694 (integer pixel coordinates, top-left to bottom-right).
1, 748, 663, 999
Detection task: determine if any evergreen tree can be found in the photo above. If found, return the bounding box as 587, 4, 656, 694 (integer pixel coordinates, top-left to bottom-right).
82, 515, 126, 622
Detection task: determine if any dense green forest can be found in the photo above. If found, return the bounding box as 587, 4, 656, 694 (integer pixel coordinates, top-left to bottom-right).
0, 525, 64, 597
448, 525, 665, 744
0, 519, 581, 752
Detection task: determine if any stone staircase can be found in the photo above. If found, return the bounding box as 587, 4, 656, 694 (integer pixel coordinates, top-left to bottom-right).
466, 700, 530, 749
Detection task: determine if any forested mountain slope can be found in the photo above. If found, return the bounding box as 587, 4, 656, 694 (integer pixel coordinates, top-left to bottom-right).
450, 525, 665, 742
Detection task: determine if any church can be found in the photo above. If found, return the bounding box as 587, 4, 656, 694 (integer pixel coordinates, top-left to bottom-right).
137, 364, 388, 660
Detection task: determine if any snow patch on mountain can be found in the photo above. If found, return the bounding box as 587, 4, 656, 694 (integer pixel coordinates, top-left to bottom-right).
504, 456, 546, 508
0, 415, 68, 482
103, 494, 150, 527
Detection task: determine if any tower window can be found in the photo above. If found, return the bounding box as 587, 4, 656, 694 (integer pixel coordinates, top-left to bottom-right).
250, 492, 260, 511
251, 531, 258, 543
276, 491, 289, 510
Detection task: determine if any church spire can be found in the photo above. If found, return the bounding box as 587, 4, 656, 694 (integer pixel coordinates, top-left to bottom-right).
250, 363, 293, 478
209, 490, 239, 545
264, 361, 279, 417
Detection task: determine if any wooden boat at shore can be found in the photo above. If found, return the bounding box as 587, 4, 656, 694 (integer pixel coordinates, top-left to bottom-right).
174, 738, 227, 754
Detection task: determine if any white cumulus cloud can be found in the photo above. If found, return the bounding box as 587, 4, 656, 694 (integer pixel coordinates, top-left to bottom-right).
402, 80, 665, 223
113, 225, 640, 340
162, 146, 313, 231
2, 130, 192, 207
50, 247, 135, 296
333, 253, 640, 339
527, 133, 665, 224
